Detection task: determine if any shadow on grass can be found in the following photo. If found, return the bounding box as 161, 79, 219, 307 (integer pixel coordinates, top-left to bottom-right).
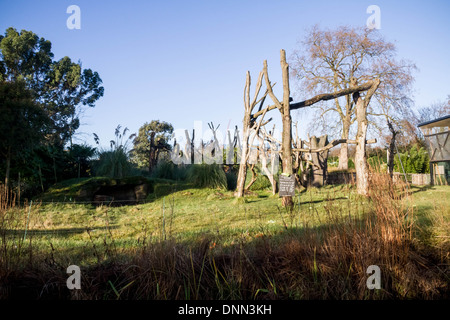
2, 225, 118, 238
410, 184, 436, 194
1, 210, 449, 300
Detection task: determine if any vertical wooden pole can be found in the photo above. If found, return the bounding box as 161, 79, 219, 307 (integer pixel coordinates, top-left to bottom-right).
280, 50, 294, 208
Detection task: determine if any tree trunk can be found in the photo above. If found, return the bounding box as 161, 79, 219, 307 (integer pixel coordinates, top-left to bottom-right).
338, 117, 351, 170
53, 157, 57, 183
235, 133, 249, 197
5, 147, 11, 189
244, 163, 257, 191
280, 50, 294, 208
148, 131, 156, 173
352, 78, 381, 196
235, 99, 251, 197
354, 97, 369, 196
38, 163, 44, 192
387, 121, 397, 179
309, 135, 329, 187
236, 69, 266, 197
190, 129, 195, 165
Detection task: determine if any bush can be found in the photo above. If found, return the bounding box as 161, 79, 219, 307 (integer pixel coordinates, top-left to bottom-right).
368, 156, 386, 171
225, 170, 237, 191
151, 160, 188, 181
348, 158, 355, 169
93, 149, 134, 178
394, 144, 430, 173
249, 174, 272, 191
327, 156, 339, 168
186, 164, 227, 189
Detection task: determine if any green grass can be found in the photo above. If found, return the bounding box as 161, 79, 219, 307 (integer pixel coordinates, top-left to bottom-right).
1, 179, 449, 299
4, 184, 363, 263
8, 183, 441, 261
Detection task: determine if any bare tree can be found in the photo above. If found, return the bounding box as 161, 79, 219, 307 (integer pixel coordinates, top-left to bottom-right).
235, 71, 271, 197
237, 49, 382, 202
417, 97, 450, 123
290, 25, 416, 170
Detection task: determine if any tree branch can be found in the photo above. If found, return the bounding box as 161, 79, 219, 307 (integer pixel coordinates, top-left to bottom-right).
292, 138, 377, 153
289, 80, 377, 110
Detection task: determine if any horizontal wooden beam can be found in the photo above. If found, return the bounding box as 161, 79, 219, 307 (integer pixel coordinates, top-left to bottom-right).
292, 138, 377, 153
290, 81, 376, 110
251, 80, 377, 120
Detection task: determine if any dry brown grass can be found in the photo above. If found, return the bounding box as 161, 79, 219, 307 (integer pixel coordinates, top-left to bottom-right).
0, 171, 448, 300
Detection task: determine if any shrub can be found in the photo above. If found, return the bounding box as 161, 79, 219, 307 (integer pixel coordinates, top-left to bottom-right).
151, 160, 188, 181
348, 158, 355, 169
93, 125, 136, 178
186, 164, 227, 189
93, 149, 134, 178
394, 144, 430, 173
225, 170, 237, 191
249, 174, 272, 191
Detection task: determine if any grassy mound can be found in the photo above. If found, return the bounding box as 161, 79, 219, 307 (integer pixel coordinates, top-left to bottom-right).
36, 176, 154, 202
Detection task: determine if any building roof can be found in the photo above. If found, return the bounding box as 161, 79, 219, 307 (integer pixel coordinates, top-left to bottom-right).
417, 114, 450, 129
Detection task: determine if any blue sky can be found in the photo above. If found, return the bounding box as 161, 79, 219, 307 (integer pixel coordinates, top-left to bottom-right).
1, 0, 449, 149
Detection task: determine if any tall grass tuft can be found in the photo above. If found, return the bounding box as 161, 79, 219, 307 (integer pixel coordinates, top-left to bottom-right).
93, 149, 133, 178
151, 160, 188, 181
93, 125, 136, 178
187, 164, 227, 189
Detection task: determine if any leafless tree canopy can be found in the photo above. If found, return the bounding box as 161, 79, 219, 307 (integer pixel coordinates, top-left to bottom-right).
289, 25, 416, 169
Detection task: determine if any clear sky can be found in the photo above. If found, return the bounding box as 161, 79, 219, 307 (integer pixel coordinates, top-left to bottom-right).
1, 0, 449, 149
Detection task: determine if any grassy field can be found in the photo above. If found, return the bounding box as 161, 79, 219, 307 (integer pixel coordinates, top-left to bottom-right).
1, 175, 449, 299
3, 183, 371, 259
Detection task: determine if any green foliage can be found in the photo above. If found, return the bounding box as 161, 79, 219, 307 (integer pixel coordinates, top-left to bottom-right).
367, 156, 386, 171
151, 160, 188, 181
93, 125, 136, 178
0, 27, 103, 146
394, 144, 430, 173
65, 144, 96, 178
225, 169, 238, 191
248, 171, 272, 191
0, 27, 53, 85
130, 120, 174, 170
0, 80, 50, 192
186, 164, 227, 189
93, 149, 132, 179
348, 158, 355, 169
0, 80, 49, 156
327, 156, 339, 168
0, 27, 103, 195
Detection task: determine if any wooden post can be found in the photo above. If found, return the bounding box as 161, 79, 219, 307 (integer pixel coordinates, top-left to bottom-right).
430, 162, 435, 185
280, 50, 294, 207
309, 135, 329, 187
